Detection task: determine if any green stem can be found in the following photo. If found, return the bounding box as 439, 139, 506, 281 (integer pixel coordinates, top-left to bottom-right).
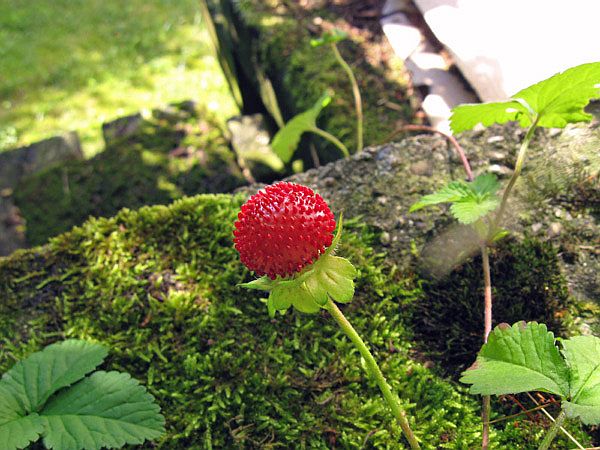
538, 410, 567, 450
492, 117, 539, 235
325, 299, 421, 449
331, 43, 363, 153
310, 126, 350, 158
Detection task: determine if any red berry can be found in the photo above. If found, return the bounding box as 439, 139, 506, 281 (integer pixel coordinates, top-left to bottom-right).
234, 182, 336, 279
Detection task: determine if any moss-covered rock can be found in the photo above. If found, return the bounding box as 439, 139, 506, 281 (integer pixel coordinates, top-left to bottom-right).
2, 193, 592, 448
13, 103, 246, 246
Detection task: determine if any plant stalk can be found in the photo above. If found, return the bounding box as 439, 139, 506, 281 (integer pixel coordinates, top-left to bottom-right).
493, 117, 539, 232
325, 299, 421, 449
331, 43, 363, 153
538, 410, 567, 450
310, 126, 350, 158
481, 244, 493, 450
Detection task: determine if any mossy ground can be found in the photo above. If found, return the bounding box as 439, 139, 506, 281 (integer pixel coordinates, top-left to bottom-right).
411, 237, 574, 378
223, 0, 414, 166
13, 103, 246, 246
0, 193, 592, 448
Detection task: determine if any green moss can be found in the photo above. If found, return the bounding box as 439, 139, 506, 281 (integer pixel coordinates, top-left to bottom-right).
1, 194, 592, 448
411, 238, 574, 378
13, 104, 246, 245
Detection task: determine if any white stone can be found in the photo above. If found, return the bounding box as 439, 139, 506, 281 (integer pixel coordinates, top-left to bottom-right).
413, 0, 600, 101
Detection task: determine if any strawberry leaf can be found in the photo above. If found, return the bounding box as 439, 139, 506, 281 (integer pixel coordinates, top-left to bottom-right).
0, 411, 43, 450
451, 61, 600, 133
460, 322, 570, 397
410, 173, 500, 224
0, 340, 107, 413
41, 371, 165, 450
561, 335, 600, 425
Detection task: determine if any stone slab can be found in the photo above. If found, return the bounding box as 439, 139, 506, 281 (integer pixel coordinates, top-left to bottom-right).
414, 0, 600, 101
0, 132, 82, 190
381, 0, 477, 133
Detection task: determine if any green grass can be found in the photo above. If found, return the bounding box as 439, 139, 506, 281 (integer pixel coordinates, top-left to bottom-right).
0, 0, 238, 156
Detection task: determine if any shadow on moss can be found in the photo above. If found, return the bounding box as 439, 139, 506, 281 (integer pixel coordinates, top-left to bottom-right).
410, 238, 573, 378
14, 103, 246, 246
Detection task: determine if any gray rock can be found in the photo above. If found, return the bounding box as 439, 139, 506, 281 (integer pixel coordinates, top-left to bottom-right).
531, 223, 543, 233
237, 120, 599, 333
488, 164, 513, 177
227, 114, 283, 182
0, 132, 82, 190
102, 113, 143, 145
0, 196, 26, 256
548, 222, 563, 238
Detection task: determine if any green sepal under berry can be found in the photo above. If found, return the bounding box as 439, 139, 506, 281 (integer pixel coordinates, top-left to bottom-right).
410, 173, 501, 224
240, 215, 357, 317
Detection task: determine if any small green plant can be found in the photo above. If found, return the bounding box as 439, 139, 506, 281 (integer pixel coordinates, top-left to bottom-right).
311, 29, 364, 153
271, 29, 364, 165
234, 182, 421, 449
271, 92, 349, 163
0, 340, 165, 450
411, 61, 600, 448
461, 322, 600, 450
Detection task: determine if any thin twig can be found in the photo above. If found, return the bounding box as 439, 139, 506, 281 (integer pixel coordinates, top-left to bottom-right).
525, 393, 585, 450
488, 403, 557, 425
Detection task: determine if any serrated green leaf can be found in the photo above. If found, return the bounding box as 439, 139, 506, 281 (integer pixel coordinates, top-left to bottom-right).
271, 93, 332, 163
561, 335, 600, 424
41, 371, 165, 450
450, 196, 500, 224
514, 61, 600, 128
0, 411, 44, 450
271, 283, 315, 314
409, 181, 471, 212
471, 173, 501, 196
451, 61, 600, 133
460, 322, 570, 397
410, 173, 500, 224
450, 101, 526, 134
0, 340, 107, 413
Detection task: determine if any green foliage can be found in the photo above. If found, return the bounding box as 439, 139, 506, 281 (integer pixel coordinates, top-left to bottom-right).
0, 340, 164, 450
14, 104, 246, 246
461, 322, 600, 425
271, 93, 332, 163
42, 371, 165, 450
310, 29, 348, 48
0, 193, 549, 448
561, 336, 600, 424
451, 62, 600, 133
233, 1, 414, 165
410, 173, 501, 224
460, 322, 569, 397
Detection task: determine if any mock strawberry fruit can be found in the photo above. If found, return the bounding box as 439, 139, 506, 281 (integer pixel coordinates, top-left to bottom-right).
233, 182, 336, 279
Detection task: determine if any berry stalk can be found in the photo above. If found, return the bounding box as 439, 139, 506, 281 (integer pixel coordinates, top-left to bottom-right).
324, 299, 421, 449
